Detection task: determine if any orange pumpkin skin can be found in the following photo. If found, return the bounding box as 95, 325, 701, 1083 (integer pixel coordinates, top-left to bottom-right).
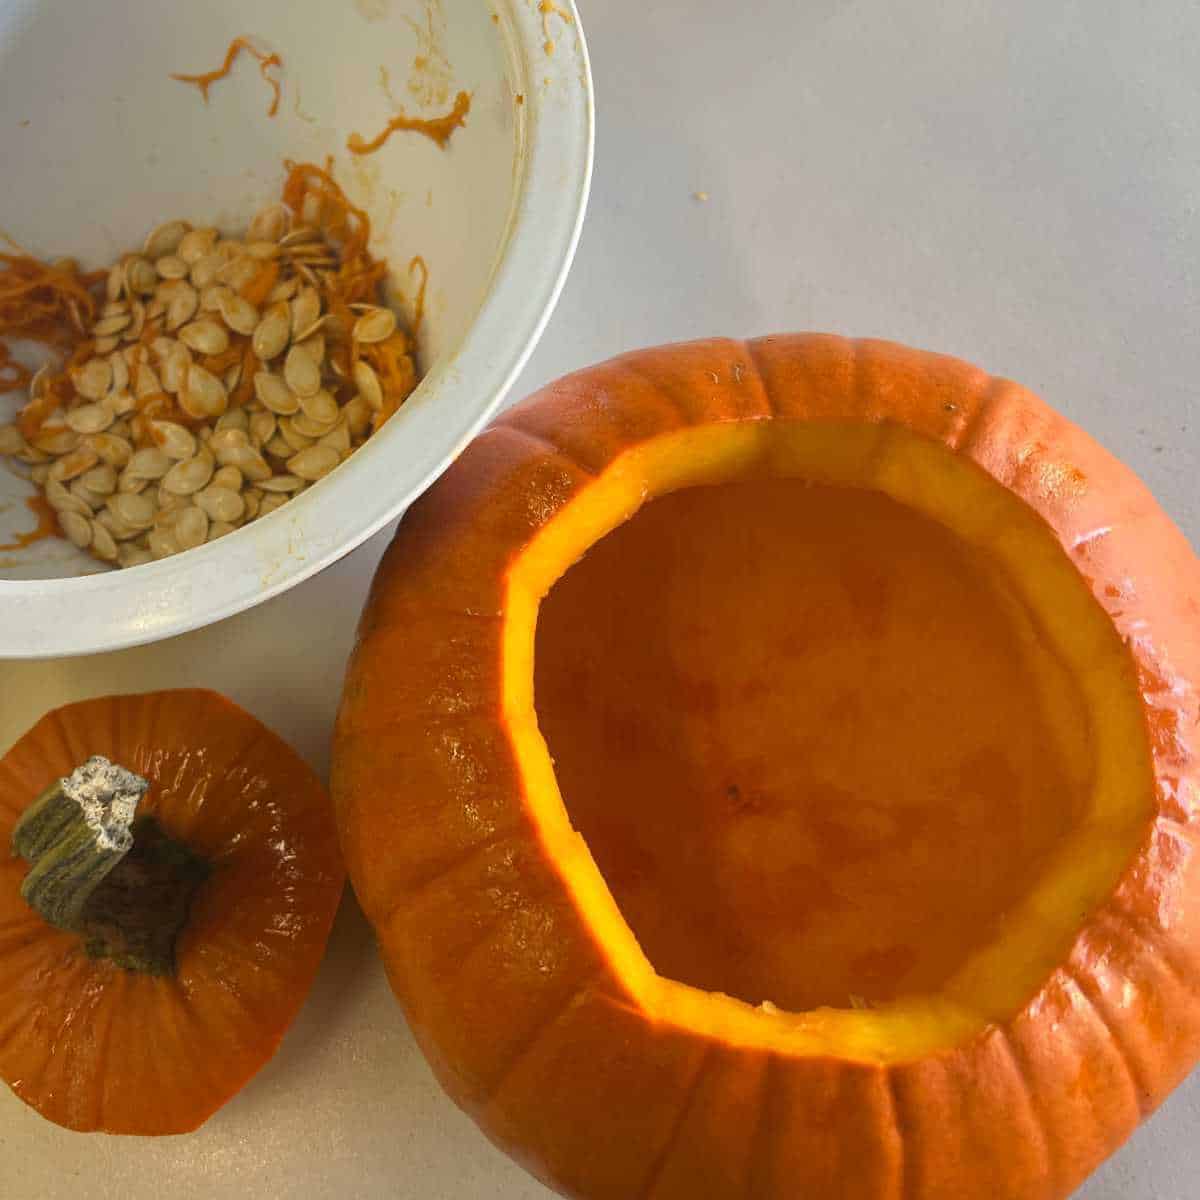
334, 336, 1200, 1199
0, 689, 345, 1135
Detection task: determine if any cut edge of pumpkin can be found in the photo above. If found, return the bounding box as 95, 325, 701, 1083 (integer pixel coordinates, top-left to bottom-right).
501, 419, 1155, 1065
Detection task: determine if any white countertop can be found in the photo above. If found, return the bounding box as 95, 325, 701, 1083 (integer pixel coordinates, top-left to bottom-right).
2, 1, 1198, 1196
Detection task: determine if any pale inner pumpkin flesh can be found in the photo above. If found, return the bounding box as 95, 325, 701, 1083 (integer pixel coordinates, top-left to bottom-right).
510, 421, 1153, 1059
536, 479, 1093, 1012
536, 478, 1095, 1012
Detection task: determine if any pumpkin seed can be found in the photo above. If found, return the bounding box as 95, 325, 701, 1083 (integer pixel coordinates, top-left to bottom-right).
277, 419, 314, 453
319, 420, 352, 456
207, 520, 237, 541
189, 252, 225, 289
70, 478, 107, 510
352, 359, 384, 411
49, 445, 100, 481
248, 203, 291, 242
149, 421, 197, 461
267, 275, 301, 304
135, 363, 163, 398
175, 505, 209, 550
106, 264, 124, 302
291, 410, 338, 439
155, 488, 189, 515
214, 409, 248, 435
259, 473, 305, 493
258, 492, 290, 517
124, 256, 158, 296
161, 348, 192, 395
96, 508, 140, 542
283, 344, 321, 397
287, 444, 340, 482
32, 426, 80, 455
87, 432, 133, 468
92, 311, 132, 338
89, 520, 119, 562
218, 292, 260, 336
208, 428, 251, 457
178, 228, 218, 264
45, 478, 92, 516
73, 358, 113, 401
127, 446, 172, 478
209, 429, 272, 481
179, 319, 230, 356
217, 256, 260, 292
252, 303, 291, 361
144, 219, 190, 259
352, 307, 397, 344
155, 254, 190, 280
109, 492, 157, 529
162, 447, 214, 496
298, 332, 324, 366
296, 387, 337, 427
240, 487, 261, 518
342, 393, 372, 437
293, 312, 332, 344
59, 510, 93, 549
290, 287, 320, 338
166, 285, 200, 330
118, 544, 154, 568
65, 403, 114, 435
148, 526, 180, 559
253, 370, 299, 415
249, 411, 277, 448
108, 351, 130, 393
116, 471, 148, 495
237, 446, 273, 482
198, 284, 232, 313
195, 485, 245, 524
212, 464, 243, 491
126, 299, 147, 341
180, 364, 228, 420
80, 464, 118, 495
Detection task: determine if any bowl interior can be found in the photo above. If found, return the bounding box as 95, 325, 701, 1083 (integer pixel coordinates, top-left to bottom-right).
0, 0, 527, 584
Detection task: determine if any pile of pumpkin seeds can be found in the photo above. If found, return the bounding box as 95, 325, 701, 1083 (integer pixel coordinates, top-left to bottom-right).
0, 201, 415, 568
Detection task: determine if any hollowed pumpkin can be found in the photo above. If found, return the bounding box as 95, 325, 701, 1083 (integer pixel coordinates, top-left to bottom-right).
0, 689, 345, 1134
334, 336, 1200, 1199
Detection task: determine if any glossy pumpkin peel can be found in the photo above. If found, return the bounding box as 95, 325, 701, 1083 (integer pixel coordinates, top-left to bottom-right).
335, 336, 1200, 1200
0, 689, 345, 1135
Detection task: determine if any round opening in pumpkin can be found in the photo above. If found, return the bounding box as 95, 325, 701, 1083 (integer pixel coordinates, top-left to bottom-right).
519, 421, 1154, 1050
536, 477, 1093, 1013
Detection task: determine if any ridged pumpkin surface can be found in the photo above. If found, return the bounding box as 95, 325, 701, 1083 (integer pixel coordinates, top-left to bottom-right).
0, 689, 344, 1134
334, 336, 1200, 1199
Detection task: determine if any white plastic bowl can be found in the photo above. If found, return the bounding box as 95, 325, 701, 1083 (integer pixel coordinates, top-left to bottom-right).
0, 0, 592, 657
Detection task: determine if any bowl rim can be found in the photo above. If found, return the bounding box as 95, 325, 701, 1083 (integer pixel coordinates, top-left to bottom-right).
0, 0, 594, 660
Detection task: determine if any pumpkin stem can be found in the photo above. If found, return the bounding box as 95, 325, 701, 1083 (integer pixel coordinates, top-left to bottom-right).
10, 756, 209, 975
